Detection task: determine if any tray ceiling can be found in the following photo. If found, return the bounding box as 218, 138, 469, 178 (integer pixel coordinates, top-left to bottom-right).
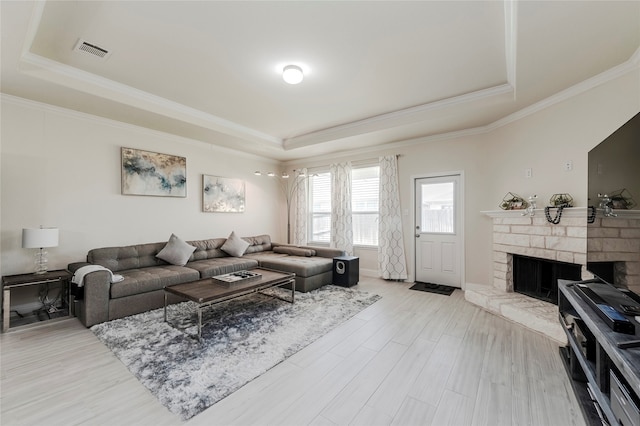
2, 1, 639, 160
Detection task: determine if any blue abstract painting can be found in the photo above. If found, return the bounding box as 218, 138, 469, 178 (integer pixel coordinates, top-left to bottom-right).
203, 175, 245, 212
121, 148, 186, 197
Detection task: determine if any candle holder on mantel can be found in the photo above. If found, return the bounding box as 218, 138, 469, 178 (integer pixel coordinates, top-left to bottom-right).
521, 195, 537, 217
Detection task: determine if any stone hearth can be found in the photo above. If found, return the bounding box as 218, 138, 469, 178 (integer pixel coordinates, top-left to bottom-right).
466, 208, 589, 344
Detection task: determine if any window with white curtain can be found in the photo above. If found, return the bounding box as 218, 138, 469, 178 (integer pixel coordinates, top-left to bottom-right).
308, 172, 331, 243
307, 166, 380, 246
352, 166, 379, 246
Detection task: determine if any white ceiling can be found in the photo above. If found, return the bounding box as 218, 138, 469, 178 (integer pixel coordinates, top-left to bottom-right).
2, 1, 639, 161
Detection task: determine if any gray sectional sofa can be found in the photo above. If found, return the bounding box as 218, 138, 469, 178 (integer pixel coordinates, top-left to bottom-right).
68, 234, 343, 327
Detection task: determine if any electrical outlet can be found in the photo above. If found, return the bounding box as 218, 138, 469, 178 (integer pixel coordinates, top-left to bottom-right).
564, 160, 573, 171
525, 168, 532, 178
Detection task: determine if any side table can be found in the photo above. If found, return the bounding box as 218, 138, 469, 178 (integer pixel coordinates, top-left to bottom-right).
2, 269, 72, 332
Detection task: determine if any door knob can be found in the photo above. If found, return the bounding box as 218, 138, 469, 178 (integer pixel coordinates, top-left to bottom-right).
416, 234, 420, 238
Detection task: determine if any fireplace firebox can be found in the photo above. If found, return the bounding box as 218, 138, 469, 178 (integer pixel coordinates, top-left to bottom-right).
513, 255, 582, 305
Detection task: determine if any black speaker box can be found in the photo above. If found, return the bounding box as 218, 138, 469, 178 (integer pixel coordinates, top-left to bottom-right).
333, 256, 359, 287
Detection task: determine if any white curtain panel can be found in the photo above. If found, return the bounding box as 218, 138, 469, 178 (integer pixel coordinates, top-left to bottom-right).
330, 162, 353, 255
378, 155, 408, 280
292, 168, 308, 246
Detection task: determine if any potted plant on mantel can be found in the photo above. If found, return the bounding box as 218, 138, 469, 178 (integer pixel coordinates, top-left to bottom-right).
608, 189, 636, 210
550, 193, 574, 208
500, 192, 528, 210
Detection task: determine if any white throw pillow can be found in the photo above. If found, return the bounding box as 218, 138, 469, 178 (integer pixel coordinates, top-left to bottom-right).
221, 231, 250, 257
156, 234, 196, 266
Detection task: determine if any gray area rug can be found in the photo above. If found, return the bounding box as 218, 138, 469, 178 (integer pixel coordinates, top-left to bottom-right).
91, 285, 381, 420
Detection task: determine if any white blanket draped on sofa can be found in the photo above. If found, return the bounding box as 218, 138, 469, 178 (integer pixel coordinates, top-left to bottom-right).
71, 265, 124, 287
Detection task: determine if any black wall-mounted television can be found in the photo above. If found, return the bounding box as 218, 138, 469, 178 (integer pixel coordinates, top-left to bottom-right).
587, 112, 640, 287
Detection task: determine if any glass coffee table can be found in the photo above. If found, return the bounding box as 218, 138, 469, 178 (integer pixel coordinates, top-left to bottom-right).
164, 267, 295, 340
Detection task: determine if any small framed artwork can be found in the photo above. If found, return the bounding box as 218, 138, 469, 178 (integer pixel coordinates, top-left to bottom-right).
203, 175, 245, 212
121, 147, 186, 197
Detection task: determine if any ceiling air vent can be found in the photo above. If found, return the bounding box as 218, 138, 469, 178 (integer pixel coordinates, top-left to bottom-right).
73, 39, 111, 60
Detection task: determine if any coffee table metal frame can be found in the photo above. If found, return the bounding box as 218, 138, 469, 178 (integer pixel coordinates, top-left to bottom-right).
163, 267, 295, 341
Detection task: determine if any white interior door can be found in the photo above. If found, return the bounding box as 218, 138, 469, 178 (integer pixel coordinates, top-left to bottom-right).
415, 175, 462, 287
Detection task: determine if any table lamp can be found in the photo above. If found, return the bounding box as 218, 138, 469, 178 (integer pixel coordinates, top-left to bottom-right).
22, 227, 59, 274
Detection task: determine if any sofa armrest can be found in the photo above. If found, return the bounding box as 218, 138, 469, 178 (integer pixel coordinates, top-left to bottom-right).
67, 261, 91, 274
77, 270, 111, 327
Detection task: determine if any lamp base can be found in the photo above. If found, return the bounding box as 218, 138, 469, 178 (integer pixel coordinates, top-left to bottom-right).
34, 248, 49, 275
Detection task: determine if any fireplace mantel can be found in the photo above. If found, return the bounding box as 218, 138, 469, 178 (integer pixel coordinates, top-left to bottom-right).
482, 207, 587, 218
482, 207, 640, 220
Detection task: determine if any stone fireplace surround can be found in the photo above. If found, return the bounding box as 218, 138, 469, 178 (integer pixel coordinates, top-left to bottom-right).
466, 208, 640, 344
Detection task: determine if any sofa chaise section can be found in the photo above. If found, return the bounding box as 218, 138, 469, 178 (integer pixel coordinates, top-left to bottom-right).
245, 245, 341, 293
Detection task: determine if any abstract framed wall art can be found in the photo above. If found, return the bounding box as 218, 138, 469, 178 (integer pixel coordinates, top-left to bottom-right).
203, 175, 245, 212
121, 147, 186, 197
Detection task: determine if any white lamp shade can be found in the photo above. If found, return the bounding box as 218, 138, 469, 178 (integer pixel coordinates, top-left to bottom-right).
22, 228, 59, 249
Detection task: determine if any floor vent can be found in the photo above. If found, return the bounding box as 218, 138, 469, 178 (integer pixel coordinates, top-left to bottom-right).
73, 39, 111, 60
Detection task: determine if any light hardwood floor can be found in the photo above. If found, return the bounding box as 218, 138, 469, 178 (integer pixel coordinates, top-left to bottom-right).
1, 277, 585, 426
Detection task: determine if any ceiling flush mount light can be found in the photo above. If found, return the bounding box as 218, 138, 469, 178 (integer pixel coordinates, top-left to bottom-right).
282, 65, 304, 84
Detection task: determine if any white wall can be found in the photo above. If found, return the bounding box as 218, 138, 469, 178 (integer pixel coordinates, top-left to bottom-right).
1, 96, 285, 285
288, 69, 640, 288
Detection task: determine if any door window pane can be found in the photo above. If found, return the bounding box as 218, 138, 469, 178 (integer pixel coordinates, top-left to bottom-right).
421, 182, 454, 233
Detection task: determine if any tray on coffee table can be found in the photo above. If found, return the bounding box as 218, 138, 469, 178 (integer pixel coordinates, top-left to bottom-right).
212, 270, 262, 286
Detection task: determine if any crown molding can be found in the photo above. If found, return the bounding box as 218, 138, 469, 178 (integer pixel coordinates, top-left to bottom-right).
283, 51, 640, 165
17, 52, 282, 147
17, 2, 281, 146
21, 1, 46, 58
0, 93, 282, 164
504, 0, 518, 94
283, 83, 514, 150
630, 45, 640, 66
489, 49, 640, 131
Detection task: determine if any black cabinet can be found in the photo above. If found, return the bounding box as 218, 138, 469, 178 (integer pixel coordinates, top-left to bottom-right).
333, 256, 359, 287
559, 280, 640, 426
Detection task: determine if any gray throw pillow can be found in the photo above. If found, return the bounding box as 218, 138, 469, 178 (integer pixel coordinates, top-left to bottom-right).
156, 233, 196, 266
221, 231, 250, 257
